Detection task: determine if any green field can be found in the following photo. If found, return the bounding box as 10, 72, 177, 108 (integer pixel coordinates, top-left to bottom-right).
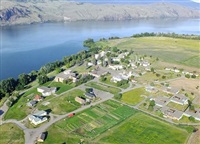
121, 87, 149, 105
86, 82, 121, 94
0, 123, 24, 144
44, 100, 136, 143
97, 37, 200, 68
38, 89, 83, 115
97, 112, 192, 144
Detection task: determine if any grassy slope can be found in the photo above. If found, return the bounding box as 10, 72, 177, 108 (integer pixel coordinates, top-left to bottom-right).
0, 123, 24, 144
97, 112, 192, 144
97, 37, 200, 68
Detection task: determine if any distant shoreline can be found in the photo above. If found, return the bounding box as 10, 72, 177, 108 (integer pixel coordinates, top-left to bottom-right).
1, 1, 199, 26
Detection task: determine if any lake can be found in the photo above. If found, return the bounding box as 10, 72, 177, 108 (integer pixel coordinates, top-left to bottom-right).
0, 18, 199, 80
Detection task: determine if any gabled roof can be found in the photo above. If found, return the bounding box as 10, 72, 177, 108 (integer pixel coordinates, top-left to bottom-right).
85, 92, 96, 98
34, 95, 42, 100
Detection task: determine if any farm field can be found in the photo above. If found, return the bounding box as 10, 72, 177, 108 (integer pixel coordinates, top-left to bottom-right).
86, 82, 121, 94
0, 123, 24, 144
38, 89, 83, 115
97, 112, 193, 144
44, 100, 137, 143
121, 87, 150, 105
97, 37, 200, 68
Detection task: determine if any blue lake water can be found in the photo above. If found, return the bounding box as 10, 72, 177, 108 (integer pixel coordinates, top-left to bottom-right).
0, 18, 200, 80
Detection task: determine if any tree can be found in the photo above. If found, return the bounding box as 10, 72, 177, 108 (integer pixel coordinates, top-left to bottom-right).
189, 116, 195, 122
0, 78, 17, 94
149, 100, 155, 107
37, 75, 49, 85
114, 93, 122, 100
185, 74, 190, 78
85, 88, 93, 93
100, 76, 107, 82
18, 73, 31, 86
191, 75, 196, 79
151, 67, 155, 73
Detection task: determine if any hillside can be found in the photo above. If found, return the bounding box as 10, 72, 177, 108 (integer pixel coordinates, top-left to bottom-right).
1, 1, 200, 26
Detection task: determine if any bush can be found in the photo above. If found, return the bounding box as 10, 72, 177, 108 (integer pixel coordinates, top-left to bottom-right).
185, 74, 190, 78
189, 116, 195, 122
114, 93, 122, 100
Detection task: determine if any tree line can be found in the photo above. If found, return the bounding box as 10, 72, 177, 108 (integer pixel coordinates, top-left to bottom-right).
132, 32, 200, 40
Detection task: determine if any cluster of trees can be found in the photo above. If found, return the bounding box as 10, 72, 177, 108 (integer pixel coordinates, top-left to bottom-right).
148, 100, 155, 111
132, 32, 200, 40
75, 75, 94, 86
116, 80, 129, 87
114, 93, 122, 100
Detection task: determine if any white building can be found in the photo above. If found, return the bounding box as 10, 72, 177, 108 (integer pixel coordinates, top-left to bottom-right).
109, 65, 123, 70
37, 86, 56, 96
28, 111, 48, 125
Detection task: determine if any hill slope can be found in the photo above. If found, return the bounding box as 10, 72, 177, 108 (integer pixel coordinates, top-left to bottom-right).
1, 1, 199, 26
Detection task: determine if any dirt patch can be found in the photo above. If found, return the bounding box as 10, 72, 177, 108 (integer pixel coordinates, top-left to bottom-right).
169, 78, 200, 96
187, 126, 200, 144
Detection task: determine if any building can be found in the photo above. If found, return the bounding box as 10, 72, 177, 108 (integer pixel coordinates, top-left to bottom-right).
163, 87, 179, 95
85, 92, 96, 99
111, 76, 123, 83
75, 96, 86, 104
28, 111, 48, 125
170, 94, 188, 105
54, 70, 78, 83
88, 68, 108, 78
37, 86, 57, 96
37, 132, 47, 142
184, 108, 200, 121
161, 106, 183, 120
27, 100, 37, 107
109, 65, 123, 70
145, 86, 157, 93
150, 96, 170, 107
34, 95, 43, 102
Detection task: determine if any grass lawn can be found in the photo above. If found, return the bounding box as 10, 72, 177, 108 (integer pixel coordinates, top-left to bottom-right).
38, 89, 83, 115
121, 87, 149, 105
0, 123, 24, 144
48, 82, 74, 94
97, 112, 193, 144
86, 82, 121, 94
167, 102, 188, 111
44, 100, 137, 143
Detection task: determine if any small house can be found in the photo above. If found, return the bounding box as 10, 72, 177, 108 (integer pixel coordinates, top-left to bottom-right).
34, 95, 43, 102
27, 100, 37, 107
54, 70, 78, 83
37, 132, 47, 142
75, 96, 86, 104
37, 86, 57, 96
85, 92, 96, 99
